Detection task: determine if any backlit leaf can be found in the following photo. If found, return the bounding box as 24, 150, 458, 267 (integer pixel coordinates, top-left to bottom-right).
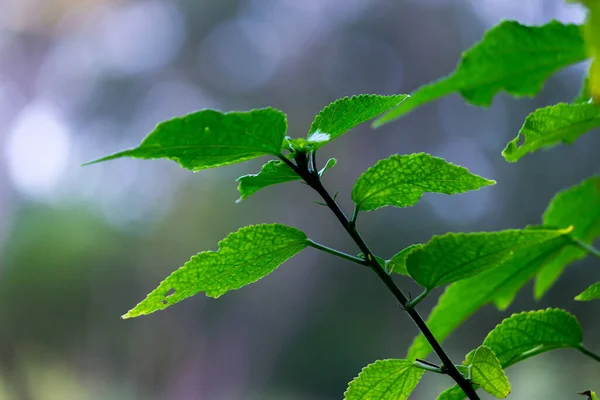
123, 224, 307, 318
535, 176, 600, 297
406, 234, 572, 361
575, 281, 600, 301
469, 346, 511, 398
387, 244, 423, 276
374, 21, 586, 127
406, 227, 571, 289
307, 94, 407, 149
84, 108, 287, 171
344, 359, 424, 400
352, 153, 494, 212
236, 158, 336, 201
502, 103, 600, 162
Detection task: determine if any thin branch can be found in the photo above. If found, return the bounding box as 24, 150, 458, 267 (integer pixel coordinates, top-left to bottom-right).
574, 239, 600, 260
291, 159, 480, 400
306, 239, 369, 267
578, 345, 600, 364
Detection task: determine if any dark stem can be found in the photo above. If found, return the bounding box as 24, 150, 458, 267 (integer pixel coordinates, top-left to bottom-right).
280, 153, 480, 399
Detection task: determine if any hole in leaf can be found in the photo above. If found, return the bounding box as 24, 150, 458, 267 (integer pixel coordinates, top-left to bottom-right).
162, 300, 168, 305
165, 288, 176, 297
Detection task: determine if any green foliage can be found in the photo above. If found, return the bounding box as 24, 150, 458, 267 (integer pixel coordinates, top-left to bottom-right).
344, 359, 424, 400
387, 244, 423, 276
374, 21, 586, 126
351, 153, 494, 212
437, 309, 583, 399
468, 346, 511, 398
536, 176, 600, 297
575, 281, 600, 301
502, 103, 600, 162
85, 108, 287, 170
579, 390, 599, 400
405, 227, 571, 289
123, 224, 307, 318
307, 94, 407, 149
406, 234, 573, 360
236, 158, 336, 201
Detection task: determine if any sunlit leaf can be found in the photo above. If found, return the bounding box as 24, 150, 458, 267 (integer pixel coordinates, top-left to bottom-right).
406, 227, 571, 289
406, 234, 572, 360
123, 224, 307, 318
344, 359, 424, 400
502, 103, 600, 162
575, 281, 600, 301
84, 108, 287, 170
307, 94, 407, 148
352, 153, 494, 212
468, 346, 511, 398
535, 176, 600, 298
236, 158, 336, 201
374, 21, 586, 127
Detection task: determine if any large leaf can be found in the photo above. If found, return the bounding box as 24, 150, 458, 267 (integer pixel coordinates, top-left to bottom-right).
535, 176, 600, 298
84, 108, 287, 170
502, 103, 600, 162
406, 228, 571, 289
123, 224, 307, 318
468, 346, 511, 398
306, 94, 407, 149
437, 309, 582, 399
575, 281, 600, 301
352, 153, 494, 212
406, 234, 572, 360
374, 21, 586, 127
236, 158, 336, 201
344, 359, 424, 400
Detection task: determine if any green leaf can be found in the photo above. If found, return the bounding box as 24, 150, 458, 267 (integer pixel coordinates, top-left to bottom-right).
123, 224, 307, 318
468, 346, 511, 398
479, 308, 583, 368
307, 94, 407, 149
374, 21, 586, 127
535, 176, 600, 298
502, 103, 600, 162
387, 244, 423, 276
575, 281, 600, 301
406, 233, 572, 361
406, 227, 571, 289
352, 153, 494, 212
344, 359, 424, 400
84, 108, 287, 171
437, 385, 470, 400
236, 158, 336, 201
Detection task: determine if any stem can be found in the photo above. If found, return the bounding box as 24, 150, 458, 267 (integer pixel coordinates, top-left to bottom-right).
405, 288, 432, 310
574, 239, 600, 260
287, 153, 480, 400
578, 345, 600, 364
306, 239, 369, 266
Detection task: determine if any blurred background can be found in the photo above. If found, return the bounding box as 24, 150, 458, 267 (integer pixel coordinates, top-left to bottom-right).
1, 0, 599, 398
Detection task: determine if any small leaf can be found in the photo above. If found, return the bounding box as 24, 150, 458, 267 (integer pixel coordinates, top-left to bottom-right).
535, 176, 600, 298
374, 21, 586, 127
574, 76, 592, 104
123, 224, 307, 318
387, 244, 423, 276
469, 346, 511, 398
479, 308, 583, 368
575, 281, 600, 301
406, 227, 571, 289
344, 359, 424, 400
307, 94, 407, 148
236, 158, 336, 201
352, 153, 494, 212
406, 234, 572, 361
437, 385, 471, 400
502, 103, 600, 162
84, 108, 287, 170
